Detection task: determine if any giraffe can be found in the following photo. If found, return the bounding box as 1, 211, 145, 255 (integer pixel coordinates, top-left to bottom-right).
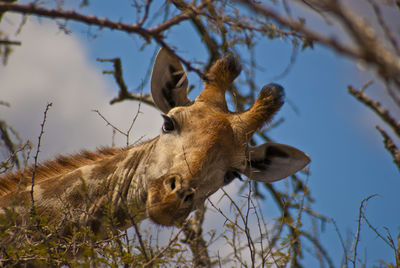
0, 48, 310, 235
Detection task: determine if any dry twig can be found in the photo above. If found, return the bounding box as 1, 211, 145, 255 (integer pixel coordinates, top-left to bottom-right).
376, 126, 400, 172
30, 102, 52, 210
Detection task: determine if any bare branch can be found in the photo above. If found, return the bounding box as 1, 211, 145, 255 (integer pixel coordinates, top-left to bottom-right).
172, 0, 221, 68
0, 39, 21, 46
143, 224, 186, 267
0, 2, 203, 41
351, 194, 378, 268
97, 57, 156, 107
0, 3, 152, 39
331, 218, 348, 267
348, 84, 400, 138
376, 125, 400, 172
97, 58, 129, 99
110, 92, 154, 107
366, 0, 400, 56
92, 109, 127, 138
237, 0, 363, 63
30, 102, 52, 212
238, 0, 400, 88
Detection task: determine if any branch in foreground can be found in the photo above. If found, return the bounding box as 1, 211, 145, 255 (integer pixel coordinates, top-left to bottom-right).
0, 2, 198, 40
237, 0, 362, 65
0, 40, 21, 46
238, 0, 400, 86
351, 194, 378, 268
30, 102, 52, 213
376, 126, 400, 172
97, 58, 128, 97
110, 93, 154, 107
96, 57, 155, 107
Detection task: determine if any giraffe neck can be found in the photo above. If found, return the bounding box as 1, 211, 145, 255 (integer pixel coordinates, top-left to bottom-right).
0, 137, 160, 234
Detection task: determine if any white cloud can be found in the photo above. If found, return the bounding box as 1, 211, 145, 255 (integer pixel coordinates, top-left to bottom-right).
0, 14, 161, 161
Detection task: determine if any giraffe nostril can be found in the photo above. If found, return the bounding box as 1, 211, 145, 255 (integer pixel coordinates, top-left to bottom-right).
163, 175, 181, 192
170, 178, 176, 190
183, 193, 194, 203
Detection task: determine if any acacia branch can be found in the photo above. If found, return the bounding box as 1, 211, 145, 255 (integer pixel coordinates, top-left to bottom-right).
30, 102, 52, 213
351, 194, 378, 268
376, 126, 400, 172
348, 85, 400, 138
0, 39, 21, 46
0, 3, 151, 38
0, 2, 202, 41
238, 0, 400, 86
238, 0, 362, 61
96, 57, 156, 107
366, 0, 400, 56
329, 1, 400, 81
172, 0, 220, 68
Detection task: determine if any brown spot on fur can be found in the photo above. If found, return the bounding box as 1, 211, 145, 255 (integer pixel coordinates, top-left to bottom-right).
66, 183, 86, 208
90, 152, 125, 182
0, 190, 30, 208
40, 170, 82, 200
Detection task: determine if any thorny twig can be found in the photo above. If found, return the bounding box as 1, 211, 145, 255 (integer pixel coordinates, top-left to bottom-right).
349, 83, 400, 172
97, 57, 155, 107
366, 0, 400, 56
376, 126, 400, 172
92, 109, 127, 138
143, 224, 187, 267
351, 194, 378, 268
30, 102, 52, 212
0, 1, 207, 80
331, 218, 348, 268
0, 39, 21, 46
239, 0, 400, 93
0, 2, 196, 40
348, 84, 400, 137
92, 104, 143, 146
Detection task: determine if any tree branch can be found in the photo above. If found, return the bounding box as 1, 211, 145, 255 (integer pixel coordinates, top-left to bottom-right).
238, 0, 400, 87
0, 3, 151, 38
376, 126, 400, 172
238, 0, 362, 62
30, 102, 52, 214
0, 2, 202, 41
0, 39, 21, 46
348, 85, 400, 138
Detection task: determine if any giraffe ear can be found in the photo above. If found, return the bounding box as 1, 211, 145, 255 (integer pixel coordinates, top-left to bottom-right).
151, 48, 192, 113
243, 142, 310, 182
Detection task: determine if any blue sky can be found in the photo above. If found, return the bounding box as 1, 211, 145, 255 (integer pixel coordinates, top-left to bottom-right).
1, 1, 399, 266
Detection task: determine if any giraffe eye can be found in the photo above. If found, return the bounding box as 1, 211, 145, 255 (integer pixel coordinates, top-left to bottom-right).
162, 115, 175, 133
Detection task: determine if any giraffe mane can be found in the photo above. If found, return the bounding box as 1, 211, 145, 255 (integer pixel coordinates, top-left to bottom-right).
0, 147, 129, 197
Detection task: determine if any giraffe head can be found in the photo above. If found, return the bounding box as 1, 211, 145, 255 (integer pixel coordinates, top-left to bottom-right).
145, 48, 310, 226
